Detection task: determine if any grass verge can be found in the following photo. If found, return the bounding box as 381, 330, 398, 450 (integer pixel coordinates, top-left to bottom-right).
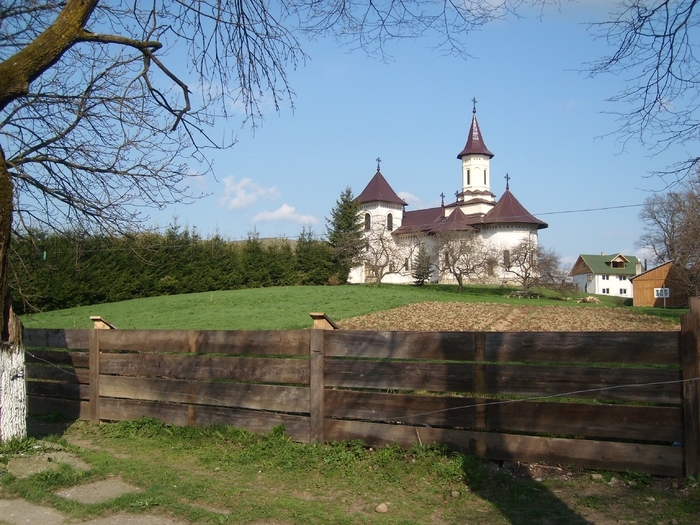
1, 417, 698, 524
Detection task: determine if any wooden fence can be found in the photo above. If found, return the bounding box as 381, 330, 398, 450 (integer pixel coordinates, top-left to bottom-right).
24, 313, 700, 478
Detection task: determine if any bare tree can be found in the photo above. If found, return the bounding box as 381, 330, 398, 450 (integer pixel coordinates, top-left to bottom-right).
361, 223, 415, 284
501, 235, 560, 293
637, 174, 700, 295
435, 231, 491, 292
588, 0, 700, 177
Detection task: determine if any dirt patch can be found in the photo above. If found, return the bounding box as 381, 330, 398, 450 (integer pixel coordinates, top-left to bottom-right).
337, 302, 680, 331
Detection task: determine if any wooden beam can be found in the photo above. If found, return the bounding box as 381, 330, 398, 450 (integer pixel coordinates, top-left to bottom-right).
681, 313, 700, 478
309, 329, 325, 442
88, 330, 100, 424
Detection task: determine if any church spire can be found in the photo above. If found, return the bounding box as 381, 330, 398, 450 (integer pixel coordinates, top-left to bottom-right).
457, 100, 494, 160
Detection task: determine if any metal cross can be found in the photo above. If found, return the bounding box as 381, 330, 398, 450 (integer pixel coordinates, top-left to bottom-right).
376, 157, 381, 171
440, 192, 445, 206
505, 173, 510, 190
472, 97, 477, 114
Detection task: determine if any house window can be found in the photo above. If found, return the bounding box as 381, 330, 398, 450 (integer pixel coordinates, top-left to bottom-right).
612, 261, 625, 269
364, 213, 370, 231
620, 288, 627, 295
620, 276, 627, 281
387, 213, 393, 231
601, 275, 609, 280
602, 288, 609, 294
587, 275, 592, 281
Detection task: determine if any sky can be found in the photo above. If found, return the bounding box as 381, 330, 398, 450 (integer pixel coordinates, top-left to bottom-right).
149, 1, 691, 269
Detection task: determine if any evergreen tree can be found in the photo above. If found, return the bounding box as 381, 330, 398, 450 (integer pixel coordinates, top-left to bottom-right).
412, 244, 433, 286
326, 187, 364, 283
295, 228, 334, 285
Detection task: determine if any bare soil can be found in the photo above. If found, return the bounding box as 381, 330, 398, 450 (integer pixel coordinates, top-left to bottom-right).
337, 302, 680, 332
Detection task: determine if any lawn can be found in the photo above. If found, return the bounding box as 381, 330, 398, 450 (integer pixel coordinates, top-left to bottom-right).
19, 284, 687, 330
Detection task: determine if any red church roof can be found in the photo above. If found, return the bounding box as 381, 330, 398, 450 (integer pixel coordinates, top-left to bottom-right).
482, 188, 548, 229
355, 170, 408, 206
457, 112, 494, 159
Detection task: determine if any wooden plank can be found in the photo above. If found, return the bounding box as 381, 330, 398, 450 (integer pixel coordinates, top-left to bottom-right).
484, 364, 683, 404
323, 420, 684, 477
325, 331, 476, 360
309, 329, 325, 442
99, 354, 309, 384
325, 360, 474, 392
484, 332, 681, 365
324, 390, 683, 442
27, 396, 89, 420
96, 329, 309, 355
25, 349, 89, 368
89, 330, 100, 423
99, 376, 308, 413
27, 381, 88, 401
26, 365, 87, 384
681, 313, 700, 478
98, 398, 310, 443
23, 328, 90, 350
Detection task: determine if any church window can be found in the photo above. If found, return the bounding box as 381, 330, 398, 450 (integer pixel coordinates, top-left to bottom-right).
484, 169, 487, 185
387, 213, 393, 231
487, 259, 495, 276
364, 213, 371, 231
503, 250, 510, 269
467, 169, 470, 185
404, 258, 409, 270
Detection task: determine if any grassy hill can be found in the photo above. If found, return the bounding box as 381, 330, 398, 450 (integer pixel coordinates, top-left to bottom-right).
19, 284, 685, 330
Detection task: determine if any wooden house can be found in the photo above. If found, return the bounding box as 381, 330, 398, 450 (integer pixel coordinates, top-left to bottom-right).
629, 261, 688, 307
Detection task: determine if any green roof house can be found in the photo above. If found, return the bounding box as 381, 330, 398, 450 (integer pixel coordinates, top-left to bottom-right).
569, 253, 643, 298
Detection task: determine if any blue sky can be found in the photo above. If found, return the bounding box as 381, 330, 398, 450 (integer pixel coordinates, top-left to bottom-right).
152, 1, 690, 269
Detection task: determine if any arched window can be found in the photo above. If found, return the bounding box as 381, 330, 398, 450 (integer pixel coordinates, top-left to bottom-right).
387, 213, 393, 231
503, 249, 511, 269
364, 213, 371, 231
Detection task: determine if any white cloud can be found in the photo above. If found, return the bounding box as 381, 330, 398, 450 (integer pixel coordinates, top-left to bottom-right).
252, 204, 319, 224
218, 176, 281, 210
398, 192, 422, 208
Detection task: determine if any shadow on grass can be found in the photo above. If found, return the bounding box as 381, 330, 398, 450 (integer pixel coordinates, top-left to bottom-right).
460, 455, 593, 525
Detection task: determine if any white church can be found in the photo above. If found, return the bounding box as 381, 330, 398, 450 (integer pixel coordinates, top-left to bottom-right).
348, 105, 548, 285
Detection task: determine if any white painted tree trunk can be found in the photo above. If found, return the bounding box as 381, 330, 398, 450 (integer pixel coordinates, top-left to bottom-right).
0, 309, 26, 442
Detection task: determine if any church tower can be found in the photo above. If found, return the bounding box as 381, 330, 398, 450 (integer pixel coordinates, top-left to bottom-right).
455, 100, 496, 216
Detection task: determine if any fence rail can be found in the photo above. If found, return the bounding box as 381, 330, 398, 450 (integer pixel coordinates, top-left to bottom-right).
24, 314, 700, 478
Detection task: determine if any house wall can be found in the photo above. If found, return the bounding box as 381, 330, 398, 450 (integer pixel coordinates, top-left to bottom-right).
632, 264, 688, 307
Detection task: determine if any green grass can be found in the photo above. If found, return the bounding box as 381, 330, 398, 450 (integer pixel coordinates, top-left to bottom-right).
2, 417, 698, 524
19, 284, 687, 330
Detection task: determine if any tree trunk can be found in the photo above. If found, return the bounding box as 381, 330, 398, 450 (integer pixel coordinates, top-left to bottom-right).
0, 149, 25, 442
0, 308, 25, 442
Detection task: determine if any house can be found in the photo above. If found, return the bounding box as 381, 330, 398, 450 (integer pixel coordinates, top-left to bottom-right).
569, 253, 641, 298
348, 104, 548, 285
629, 261, 689, 307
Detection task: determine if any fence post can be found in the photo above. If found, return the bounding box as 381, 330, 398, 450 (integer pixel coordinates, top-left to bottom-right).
88, 316, 115, 424
680, 312, 700, 478
690, 297, 700, 315
309, 313, 336, 443
88, 329, 100, 424
309, 329, 325, 443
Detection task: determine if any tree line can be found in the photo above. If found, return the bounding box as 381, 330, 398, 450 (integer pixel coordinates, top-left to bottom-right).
9, 225, 337, 314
